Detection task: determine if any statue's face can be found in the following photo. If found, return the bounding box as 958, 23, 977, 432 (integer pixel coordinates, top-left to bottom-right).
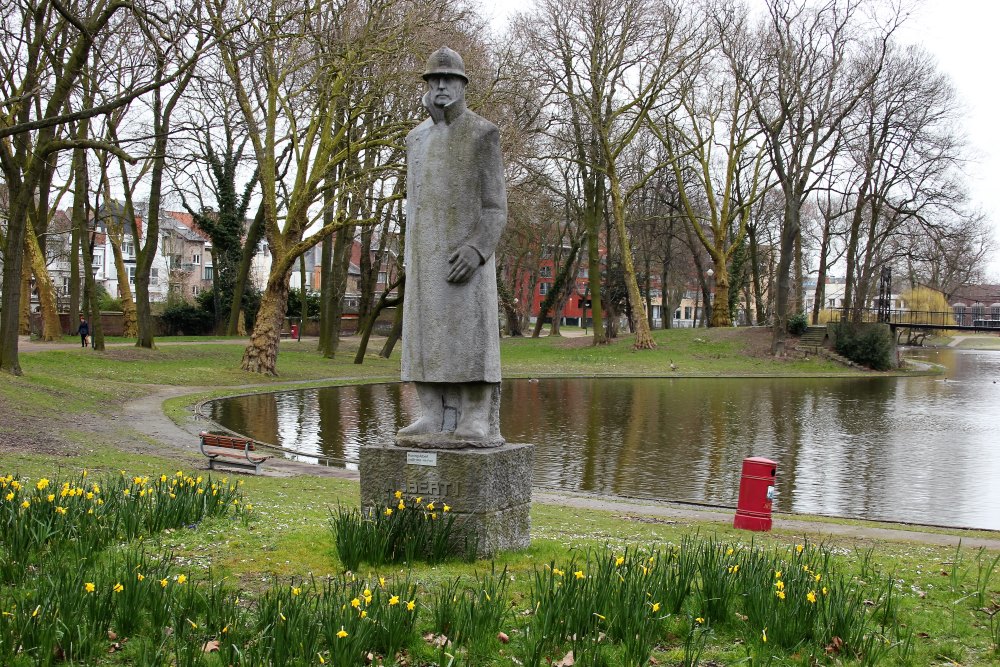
426, 75, 466, 108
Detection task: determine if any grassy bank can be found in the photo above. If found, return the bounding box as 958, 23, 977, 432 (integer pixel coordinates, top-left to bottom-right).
2, 328, 995, 665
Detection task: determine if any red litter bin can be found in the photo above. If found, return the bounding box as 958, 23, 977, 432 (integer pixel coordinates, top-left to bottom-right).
733, 457, 777, 531
290, 323, 299, 339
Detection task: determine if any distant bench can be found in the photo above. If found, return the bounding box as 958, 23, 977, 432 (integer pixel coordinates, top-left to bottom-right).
199, 432, 270, 474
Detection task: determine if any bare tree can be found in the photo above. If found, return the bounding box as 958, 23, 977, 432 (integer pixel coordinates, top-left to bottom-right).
1, 0, 141, 374
725, 0, 900, 354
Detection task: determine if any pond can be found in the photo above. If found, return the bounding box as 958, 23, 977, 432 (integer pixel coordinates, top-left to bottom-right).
205, 348, 1000, 530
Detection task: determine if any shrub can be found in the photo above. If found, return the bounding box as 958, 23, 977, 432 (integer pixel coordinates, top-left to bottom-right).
834, 322, 894, 370
160, 301, 214, 336
787, 312, 808, 336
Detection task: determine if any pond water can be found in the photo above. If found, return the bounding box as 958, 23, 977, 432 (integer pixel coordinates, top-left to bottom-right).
206, 348, 1000, 530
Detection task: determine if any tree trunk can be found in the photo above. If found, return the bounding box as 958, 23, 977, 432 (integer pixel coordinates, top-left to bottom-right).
110, 238, 138, 337
227, 204, 265, 336
378, 279, 404, 359
608, 169, 654, 349
772, 195, 800, 356
710, 266, 731, 328
354, 278, 402, 364
812, 213, 832, 325
68, 220, 81, 328
25, 226, 61, 340
241, 274, 290, 375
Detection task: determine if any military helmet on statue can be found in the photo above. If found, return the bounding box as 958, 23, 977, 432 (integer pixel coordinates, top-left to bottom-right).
422, 46, 468, 82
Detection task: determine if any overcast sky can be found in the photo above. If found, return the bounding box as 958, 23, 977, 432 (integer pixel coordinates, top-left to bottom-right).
483, 0, 1000, 279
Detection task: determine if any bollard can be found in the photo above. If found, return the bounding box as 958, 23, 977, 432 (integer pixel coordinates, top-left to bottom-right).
733, 457, 777, 531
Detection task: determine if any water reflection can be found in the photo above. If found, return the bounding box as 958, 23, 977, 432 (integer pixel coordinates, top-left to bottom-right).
207, 349, 1000, 530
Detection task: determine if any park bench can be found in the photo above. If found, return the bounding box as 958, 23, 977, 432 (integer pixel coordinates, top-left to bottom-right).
199, 432, 270, 474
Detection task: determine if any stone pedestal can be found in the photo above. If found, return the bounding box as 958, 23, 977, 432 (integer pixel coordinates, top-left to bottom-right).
359, 443, 532, 558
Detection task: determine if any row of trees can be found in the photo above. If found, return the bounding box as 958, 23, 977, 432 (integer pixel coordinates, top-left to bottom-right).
1, 0, 991, 377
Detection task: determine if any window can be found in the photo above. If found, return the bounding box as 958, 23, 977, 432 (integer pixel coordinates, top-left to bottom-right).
92, 252, 103, 268
674, 309, 681, 319
378, 271, 387, 284
122, 240, 134, 258
828, 298, 837, 308
992, 304, 1000, 321
192, 253, 201, 265
684, 306, 692, 320
127, 266, 136, 284
192, 285, 200, 295
539, 282, 551, 296
953, 305, 966, 324
62, 277, 70, 296
151, 268, 159, 280
203, 266, 213, 281
539, 266, 553, 278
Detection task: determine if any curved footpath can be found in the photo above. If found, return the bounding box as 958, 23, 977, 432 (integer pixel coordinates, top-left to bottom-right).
19, 337, 1000, 550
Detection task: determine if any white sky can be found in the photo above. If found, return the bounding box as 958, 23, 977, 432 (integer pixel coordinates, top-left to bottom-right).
483, 0, 1000, 279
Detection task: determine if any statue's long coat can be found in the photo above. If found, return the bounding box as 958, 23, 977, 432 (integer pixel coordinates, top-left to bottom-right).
401, 96, 507, 383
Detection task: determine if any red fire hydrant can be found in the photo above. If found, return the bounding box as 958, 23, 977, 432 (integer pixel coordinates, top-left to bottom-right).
290, 323, 299, 339
733, 457, 777, 531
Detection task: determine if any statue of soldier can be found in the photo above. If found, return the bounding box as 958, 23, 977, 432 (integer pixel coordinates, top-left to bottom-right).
397, 46, 507, 447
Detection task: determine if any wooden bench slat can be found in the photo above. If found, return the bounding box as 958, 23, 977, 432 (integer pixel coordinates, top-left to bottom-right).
199, 431, 270, 474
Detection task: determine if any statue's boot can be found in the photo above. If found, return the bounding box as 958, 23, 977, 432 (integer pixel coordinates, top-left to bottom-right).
454, 383, 491, 440
397, 383, 444, 437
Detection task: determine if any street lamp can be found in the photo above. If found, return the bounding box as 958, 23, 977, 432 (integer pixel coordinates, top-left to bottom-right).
706, 267, 714, 327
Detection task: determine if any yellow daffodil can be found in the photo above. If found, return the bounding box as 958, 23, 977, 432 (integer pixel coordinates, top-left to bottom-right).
775, 580, 784, 591
776, 590, 786, 600
113, 583, 124, 593
36, 478, 49, 490
84, 582, 96, 593
814, 573, 821, 582
137, 573, 145, 581
360, 610, 367, 618
389, 595, 399, 605
553, 568, 564, 577
292, 587, 301, 596
4, 491, 13, 501
726, 547, 734, 556
123, 489, 130, 497
443, 504, 450, 512
431, 512, 437, 519
176, 574, 187, 585
337, 628, 348, 638
394, 490, 403, 499
807, 590, 817, 603
384, 508, 393, 516
350, 598, 361, 608
574, 570, 585, 579
397, 501, 405, 510
31, 605, 40, 618
762, 627, 767, 643
822, 586, 828, 595
426, 502, 435, 510
46, 494, 55, 502
774, 570, 781, 578
55, 506, 67, 515
379, 576, 386, 588
160, 474, 168, 482
695, 617, 705, 624
318, 653, 325, 664
20, 500, 29, 509
415, 497, 422, 504
406, 600, 415, 611
651, 602, 661, 612
615, 556, 625, 567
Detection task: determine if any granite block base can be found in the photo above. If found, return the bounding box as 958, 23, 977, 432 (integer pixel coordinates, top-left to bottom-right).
359, 442, 532, 558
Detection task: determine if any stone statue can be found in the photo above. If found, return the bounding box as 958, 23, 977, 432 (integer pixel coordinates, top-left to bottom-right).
397, 46, 507, 448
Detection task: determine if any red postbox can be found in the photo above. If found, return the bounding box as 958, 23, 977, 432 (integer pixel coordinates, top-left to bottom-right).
733, 457, 777, 531
290, 323, 299, 339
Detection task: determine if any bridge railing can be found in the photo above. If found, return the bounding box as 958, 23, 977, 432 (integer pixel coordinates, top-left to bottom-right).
825, 308, 1000, 329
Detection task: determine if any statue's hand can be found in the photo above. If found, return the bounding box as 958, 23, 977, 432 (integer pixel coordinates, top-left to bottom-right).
446, 245, 481, 284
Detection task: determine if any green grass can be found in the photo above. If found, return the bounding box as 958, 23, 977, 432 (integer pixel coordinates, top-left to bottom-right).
1, 329, 994, 664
